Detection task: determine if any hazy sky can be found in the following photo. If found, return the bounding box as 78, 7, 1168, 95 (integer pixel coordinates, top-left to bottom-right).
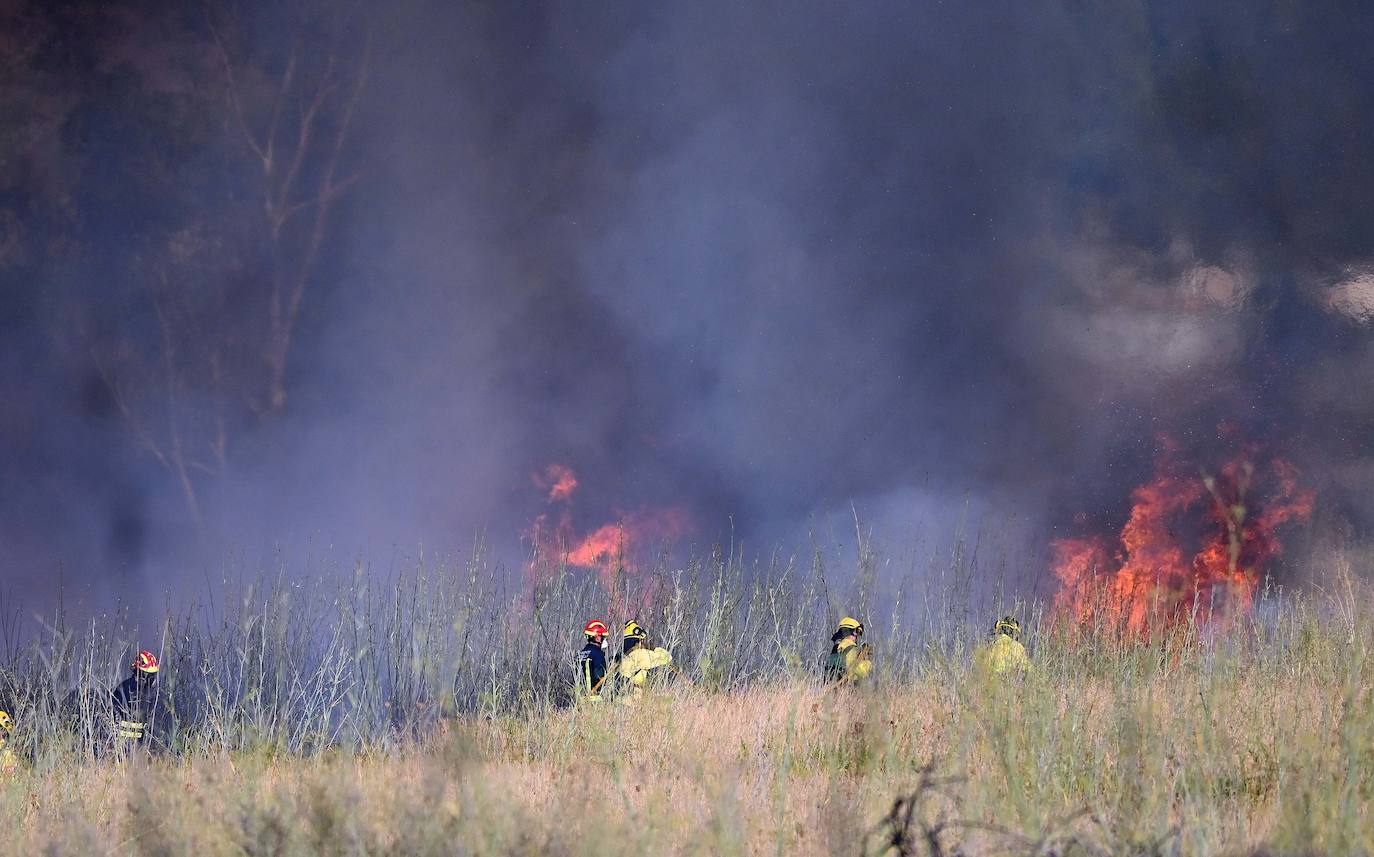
3, 0, 1373, 613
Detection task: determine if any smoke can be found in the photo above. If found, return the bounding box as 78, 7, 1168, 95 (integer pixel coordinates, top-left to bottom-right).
4, 0, 1374, 621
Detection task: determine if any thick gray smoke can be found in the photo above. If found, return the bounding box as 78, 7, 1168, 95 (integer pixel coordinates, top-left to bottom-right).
3, 1, 1373, 618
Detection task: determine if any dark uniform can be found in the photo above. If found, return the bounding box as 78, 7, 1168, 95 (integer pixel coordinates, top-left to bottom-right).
577, 639, 608, 698
111, 672, 156, 745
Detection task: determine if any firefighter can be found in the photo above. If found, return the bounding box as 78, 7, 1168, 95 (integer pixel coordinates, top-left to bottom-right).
0, 709, 17, 774
111, 649, 160, 747
577, 619, 611, 701
824, 616, 874, 684
616, 620, 673, 699
974, 616, 1031, 676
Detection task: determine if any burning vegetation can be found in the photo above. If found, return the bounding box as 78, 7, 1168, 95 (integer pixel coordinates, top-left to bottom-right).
1052, 440, 1314, 634
526, 464, 689, 588
535, 464, 579, 503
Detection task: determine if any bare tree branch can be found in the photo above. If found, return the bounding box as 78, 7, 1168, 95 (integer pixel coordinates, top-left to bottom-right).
203, 2, 268, 169
262, 47, 298, 173
153, 276, 202, 525
269, 53, 338, 238
266, 25, 373, 412
90, 348, 172, 473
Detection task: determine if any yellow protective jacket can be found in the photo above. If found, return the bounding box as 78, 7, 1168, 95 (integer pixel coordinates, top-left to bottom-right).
826, 637, 874, 684
974, 635, 1031, 676
0, 737, 16, 775
0, 710, 17, 774
617, 646, 672, 697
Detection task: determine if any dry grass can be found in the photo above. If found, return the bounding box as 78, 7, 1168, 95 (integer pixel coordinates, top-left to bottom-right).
1, 549, 1370, 854
4, 641, 1371, 856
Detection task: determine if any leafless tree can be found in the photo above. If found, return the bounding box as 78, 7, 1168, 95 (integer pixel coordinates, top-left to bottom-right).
63, 1, 378, 523
205, 0, 374, 414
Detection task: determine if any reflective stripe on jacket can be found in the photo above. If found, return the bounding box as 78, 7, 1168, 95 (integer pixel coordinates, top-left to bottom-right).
576, 642, 608, 699
117, 720, 147, 740
112, 674, 156, 743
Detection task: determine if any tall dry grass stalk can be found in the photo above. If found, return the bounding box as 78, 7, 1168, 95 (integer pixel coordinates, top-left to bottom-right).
0, 541, 1369, 854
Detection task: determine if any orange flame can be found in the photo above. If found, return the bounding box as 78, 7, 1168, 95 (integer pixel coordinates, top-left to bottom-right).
562, 508, 690, 574
534, 464, 579, 503
565, 522, 627, 568
525, 465, 690, 593
1052, 446, 1313, 634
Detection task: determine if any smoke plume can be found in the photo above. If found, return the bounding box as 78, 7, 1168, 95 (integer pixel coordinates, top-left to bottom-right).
2, 1, 1373, 620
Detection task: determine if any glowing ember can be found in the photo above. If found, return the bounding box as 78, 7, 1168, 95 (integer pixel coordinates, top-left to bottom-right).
1052, 445, 1313, 633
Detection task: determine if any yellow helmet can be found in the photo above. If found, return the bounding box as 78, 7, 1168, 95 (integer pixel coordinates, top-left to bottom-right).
993, 616, 1021, 639
836, 616, 864, 636
0, 710, 12, 732
624, 620, 647, 640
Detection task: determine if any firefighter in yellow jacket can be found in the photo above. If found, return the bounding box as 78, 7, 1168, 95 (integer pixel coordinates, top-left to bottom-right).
824, 616, 874, 684
616, 620, 672, 699
0, 709, 18, 775
974, 616, 1031, 676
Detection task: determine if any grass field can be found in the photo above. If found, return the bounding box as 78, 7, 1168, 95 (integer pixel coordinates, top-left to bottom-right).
0, 550, 1370, 855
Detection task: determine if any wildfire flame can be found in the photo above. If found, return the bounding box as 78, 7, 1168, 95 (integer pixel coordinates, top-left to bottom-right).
526, 464, 689, 590
534, 463, 578, 503
563, 522, 626, 568
562, 508, 690, 571
1052, 445, 1313, 633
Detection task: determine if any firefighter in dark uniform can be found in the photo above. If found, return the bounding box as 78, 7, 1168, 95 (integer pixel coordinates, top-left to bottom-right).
111, 650, 160, 747
576, 620, 610, 702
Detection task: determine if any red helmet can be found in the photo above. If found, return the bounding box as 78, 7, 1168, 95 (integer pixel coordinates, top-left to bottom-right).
584, 619, 609, 639
133, 650, 160, 674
